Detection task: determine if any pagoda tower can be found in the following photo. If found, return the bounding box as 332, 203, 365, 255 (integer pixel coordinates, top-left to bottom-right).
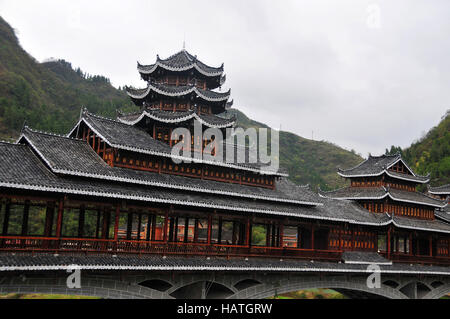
122, 50, 234, 148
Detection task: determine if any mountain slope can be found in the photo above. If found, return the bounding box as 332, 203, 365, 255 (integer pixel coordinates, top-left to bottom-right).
227, 109, 363, 190
386, 111, 450, 187
0, 16, 133, 139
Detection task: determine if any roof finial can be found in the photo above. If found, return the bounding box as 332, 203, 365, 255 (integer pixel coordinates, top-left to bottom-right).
183, 32, 186, 50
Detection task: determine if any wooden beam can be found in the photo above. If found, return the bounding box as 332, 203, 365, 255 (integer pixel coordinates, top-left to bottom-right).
44, 202, 55, 237
78, 204, 85, 238
114, 204, 120, 241
55, 200, 64, 238
2, 200, 10, 236
207, 214, 212, 245
21, 200, 30, 236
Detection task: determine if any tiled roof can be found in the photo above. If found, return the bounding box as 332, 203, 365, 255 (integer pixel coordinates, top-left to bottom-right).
319, 186, 446, 208
434, 209, 450, 223
19, 128, 319, 206
341, 252, 392, 265
0, 141, 396, 226
137, 50, 224, 77
429, 184, 450, 195
1, 254, 449, 275
391, 214, 450, 234
68, 111, 286, 176
337, 154, 429, 183
2, 140, 449, 233
117, 109, 235, 129
126, 82, 231, 104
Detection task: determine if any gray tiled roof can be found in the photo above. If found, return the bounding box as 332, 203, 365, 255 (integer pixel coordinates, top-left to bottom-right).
68, 112, 285, 176
117, 109, 235, 128
1, 253, 449, 275
0, 141, 394, 226
1, 141, 449, 232
126, 82, 230, 103
320, 186, 445, 208
429, 184, 450, 195
435, 209, 450, 223
392, 214, 450, 234
19, 128, 319, 206
137, 50, 224, 76
341, 252, 392, 265
337, 154, 429, 183
0, 142, 326, 218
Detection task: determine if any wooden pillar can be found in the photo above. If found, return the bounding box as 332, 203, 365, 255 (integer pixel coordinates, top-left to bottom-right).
163, 210, 169, 243
44, 202, 55, 237
126, 212, 133, 240
409, 233, 413, 256
78, 205, 85, 238
297, 226, 301, 248
271, 224, 276, 247
387, 228, 391, 258
102, 209, 110, 239
403, 235, 407, 254
395, 234, 399, 253
207, 214, 212, 245
55, 200, 64, 238
429, 235, 433, 257
339, 228, 342, 251
245, 217, 251, 247
232, 221, 238, 245
2, 200, 10, 236
184, 217, 189, 243
151, 214, 156, 241
145, 214, 151, 241
174, 217, 179, 242
95, 209, 101, 239
311, 225, 315, 250
266, 224, 271, 247
114, 204, 120, 241
217, 217, 223, 244
21, 201, 30, 236
97, 137, 101, 154
279, 222, 284, 248
137, 213, 142, 240
194, 219, 199, 243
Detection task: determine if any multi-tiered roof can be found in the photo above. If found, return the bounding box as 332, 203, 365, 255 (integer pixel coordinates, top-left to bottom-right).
321, 154, 446, 218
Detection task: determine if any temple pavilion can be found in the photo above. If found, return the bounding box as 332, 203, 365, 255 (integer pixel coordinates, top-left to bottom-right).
0, 50, 448, 266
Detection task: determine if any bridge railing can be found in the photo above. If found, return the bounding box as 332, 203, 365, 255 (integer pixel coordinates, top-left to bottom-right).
0, 235, 448, 265
0, 235, 342, 261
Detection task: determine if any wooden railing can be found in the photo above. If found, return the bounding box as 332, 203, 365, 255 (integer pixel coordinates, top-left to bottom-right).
0, 236, 341, 261
379, 251, 450, 266
1, 236, 449, 265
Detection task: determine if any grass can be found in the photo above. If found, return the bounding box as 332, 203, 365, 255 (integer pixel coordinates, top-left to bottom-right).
269, 289, 347, 299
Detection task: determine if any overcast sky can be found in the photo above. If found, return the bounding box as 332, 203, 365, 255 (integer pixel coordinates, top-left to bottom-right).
1, 0, 449, 156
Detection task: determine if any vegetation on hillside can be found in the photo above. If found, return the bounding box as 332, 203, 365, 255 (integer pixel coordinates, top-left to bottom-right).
226, 109, 363, 190
385, 111, 450, 187
0, 16, 135, 140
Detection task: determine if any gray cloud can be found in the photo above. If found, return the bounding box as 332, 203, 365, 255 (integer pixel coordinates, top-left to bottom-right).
1, 0, 448, 156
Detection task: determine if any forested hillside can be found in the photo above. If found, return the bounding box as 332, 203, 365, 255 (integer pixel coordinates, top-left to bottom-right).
227, 109, 363, 190
0, 16, 133, 139
386, 111, 450, 187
